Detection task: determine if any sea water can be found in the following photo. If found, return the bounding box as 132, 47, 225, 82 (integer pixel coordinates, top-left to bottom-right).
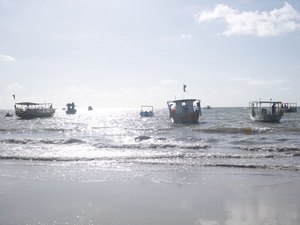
0, 107, 299, 182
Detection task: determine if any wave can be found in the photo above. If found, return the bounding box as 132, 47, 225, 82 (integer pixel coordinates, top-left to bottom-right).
194, 127, 272, 135
0, 136, 210, 150
242, 145, 300, 156
3, 156, 298, 171
203, 163, 300, 171
1, 145, 299, 171
0, 151, 294, 162
0, 138, 86, 145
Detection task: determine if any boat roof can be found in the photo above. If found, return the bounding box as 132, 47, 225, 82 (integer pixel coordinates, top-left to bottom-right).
15, 102, 52, 105
168, 99, 200, 103
249, 101, 282, 104
283, 102, 297, 105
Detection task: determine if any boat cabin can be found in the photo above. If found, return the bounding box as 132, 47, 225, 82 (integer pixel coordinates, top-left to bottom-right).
167, 99, 201, 123
66, 102, 76, 114
140, 105, 154, 117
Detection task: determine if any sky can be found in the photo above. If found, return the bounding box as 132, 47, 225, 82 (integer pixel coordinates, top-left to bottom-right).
1, 0, 300, 109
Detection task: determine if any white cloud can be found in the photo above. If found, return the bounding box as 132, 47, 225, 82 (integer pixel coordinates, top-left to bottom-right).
194, 2, 300, 37
228, 77, 271, 86
280, 86, 293, 91
180, 33, 193, 39
161, 79, 179, 85
5, 82, 24, 92
0, 54, 16, 62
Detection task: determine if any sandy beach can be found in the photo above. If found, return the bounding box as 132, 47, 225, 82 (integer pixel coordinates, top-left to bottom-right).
1, 162, 300, 225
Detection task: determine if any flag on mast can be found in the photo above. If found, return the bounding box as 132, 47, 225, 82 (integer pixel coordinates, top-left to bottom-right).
12, 94, 15, 99
183, 84, 187, 92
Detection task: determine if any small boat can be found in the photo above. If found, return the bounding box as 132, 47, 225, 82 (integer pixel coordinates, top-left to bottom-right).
167, 99, 201, 123
249, 101, 283, 123
205, 105, 212, 109
5, 112, 13, 117
282, 102, 297, 113
140, 105, 154, 117
88, 106, 93, 111
66, 102, 76, 114
14, 102, 55, 119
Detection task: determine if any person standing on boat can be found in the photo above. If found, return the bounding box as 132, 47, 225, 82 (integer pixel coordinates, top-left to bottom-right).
272, 103, 276, 115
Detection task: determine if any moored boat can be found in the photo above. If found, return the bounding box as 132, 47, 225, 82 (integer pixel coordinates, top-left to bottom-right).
167, 99, 201, 123
14, 102, 55, 119
249, 101, 283, 123
282, 102, 297, 113
66, 102, 76, 114
140, 105, 154, 117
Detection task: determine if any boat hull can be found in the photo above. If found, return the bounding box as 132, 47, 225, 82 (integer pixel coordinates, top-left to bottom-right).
170, 112, 200, 123
15, 109, 55, 119
66, 109, 77, 114
250, 113, 282, 123
140, 111, 154, 117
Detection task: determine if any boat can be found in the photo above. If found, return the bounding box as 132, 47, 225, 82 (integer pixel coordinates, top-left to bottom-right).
66, 102, 76, 114
14, 102, 55, 119
140, 105, 154, 117
5, 112, 13, 117
282, 102, 297, 113
205, 105, 212, 109
88, 106, 93, 111
167, 99, 201, 123
249, 101, 283, 123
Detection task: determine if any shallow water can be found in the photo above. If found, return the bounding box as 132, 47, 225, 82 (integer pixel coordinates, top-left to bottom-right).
0, 107, 299, 181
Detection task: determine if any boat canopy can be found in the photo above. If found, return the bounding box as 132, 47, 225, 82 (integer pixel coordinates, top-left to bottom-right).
168, 99, 198, 103
249, 101, 282, 104
15, 102, 52, 106
140, 105, 153, 110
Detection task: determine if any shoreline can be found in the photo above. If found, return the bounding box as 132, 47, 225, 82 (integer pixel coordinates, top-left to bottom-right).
1, 165, 300, 225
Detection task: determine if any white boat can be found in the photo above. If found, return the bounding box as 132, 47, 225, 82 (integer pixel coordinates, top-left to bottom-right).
14, 102, 55, 119
66, 102, 76, 114
140, 105, 154, 117
167, 99, 201, 123
249, 101, 283, 123
282, 102, 297, 113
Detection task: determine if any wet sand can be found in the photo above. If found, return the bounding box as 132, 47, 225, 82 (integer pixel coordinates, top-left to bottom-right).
1, 167, 300, 225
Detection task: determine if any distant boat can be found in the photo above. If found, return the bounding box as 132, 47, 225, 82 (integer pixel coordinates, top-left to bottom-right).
14, 102, 55, 119
5, 112, 13, 117
66, 102, 76, 114
249, 101, 283, 123
205, 105, 212, 109
88, 106, 93, 111
167, 99, 201, 123
140, 105, 154, 117
282, 102, 297, 113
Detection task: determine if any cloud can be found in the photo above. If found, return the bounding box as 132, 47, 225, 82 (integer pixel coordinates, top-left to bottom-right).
228, 77, 270, 86
161, 79, 179, 85
0, 54, 16, 62
194, 2, 300, 37
180, 33, 193, 39
280, 86, 293, 91
229, 77, 287, 87
5, 82, 24, 92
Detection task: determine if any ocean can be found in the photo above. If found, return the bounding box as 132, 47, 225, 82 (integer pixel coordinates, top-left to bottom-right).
1, 107, 300, 182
